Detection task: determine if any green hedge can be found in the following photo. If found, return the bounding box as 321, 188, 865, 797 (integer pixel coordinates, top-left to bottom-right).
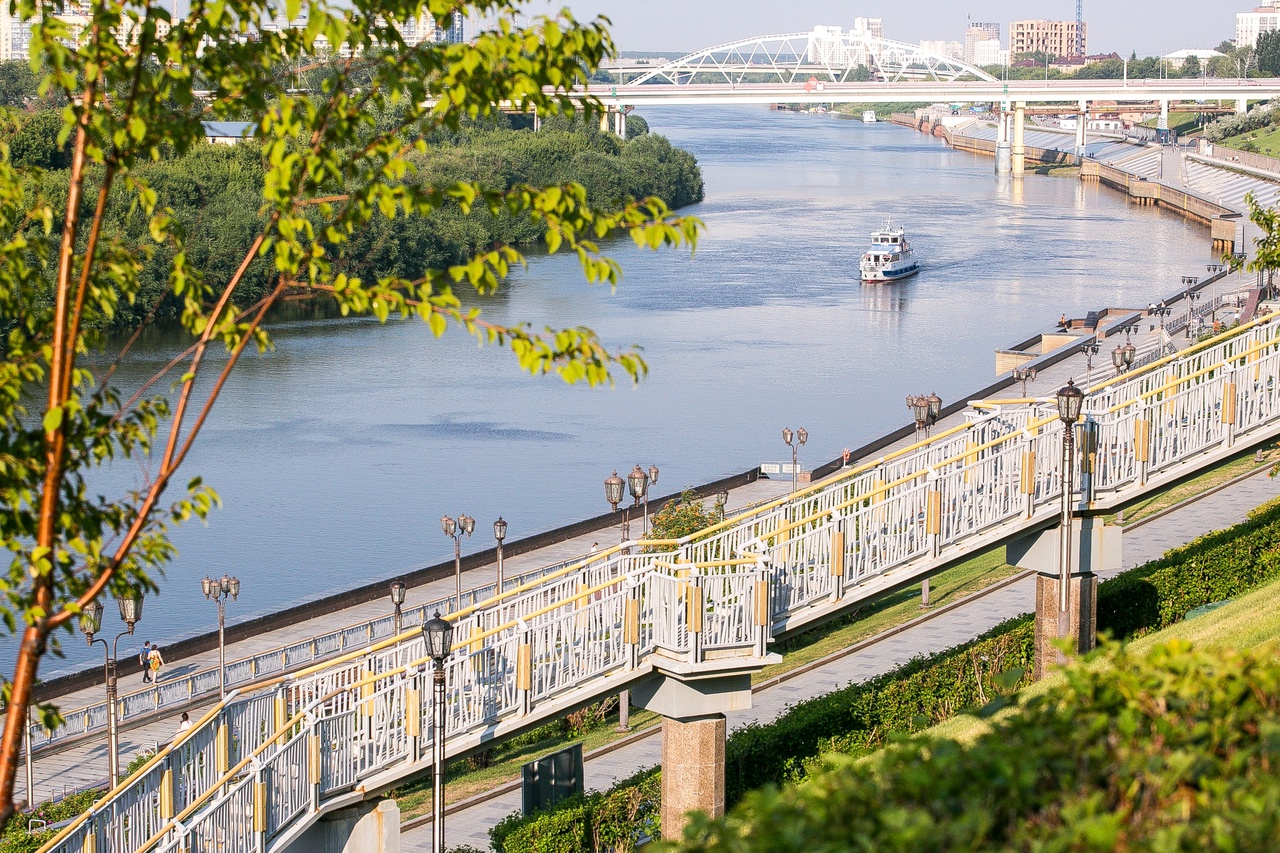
0, 789, 101, 853
673, 640, 1280, 852
492, 498, 1280, 852
490, 769, 659, 853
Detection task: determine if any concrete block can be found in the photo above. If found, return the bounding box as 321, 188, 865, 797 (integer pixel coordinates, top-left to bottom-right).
661, 715, 726, 841
1007, 519, 1121, 576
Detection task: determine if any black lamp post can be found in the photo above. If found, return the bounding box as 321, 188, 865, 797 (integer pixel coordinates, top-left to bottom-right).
441, 515, 475, 610
715, 488, 729, 521
201, 575, 240, 698
1082, 339, 1100, 372
1182, 276, 1202, 338
1055, 379, 1085, 617
80, 592, 143, 786
782, 427, 807, 493
604, 470, 628, 543
390, 580, 407, 635
421, 612, 455, 853
1013, 366, 1037, 396
1111, 341, 1135, 376
493, 517, 508, 593
1148, 301, 1171, 330
627, 464, 658, 535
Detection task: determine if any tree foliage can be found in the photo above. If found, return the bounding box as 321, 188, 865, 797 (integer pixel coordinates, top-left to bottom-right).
1258, 30, 1280, 77
647, 490, 718, 543
0, 0, 701, 820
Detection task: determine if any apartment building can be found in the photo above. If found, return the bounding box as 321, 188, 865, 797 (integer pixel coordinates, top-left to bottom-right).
1237, 1, 1280, 48
1009, 19, 1087, 59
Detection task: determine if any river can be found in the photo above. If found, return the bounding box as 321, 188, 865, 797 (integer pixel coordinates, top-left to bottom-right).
27, 106, 1216, 676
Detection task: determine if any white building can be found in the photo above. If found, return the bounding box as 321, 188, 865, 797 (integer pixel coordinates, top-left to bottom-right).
1162, 48, 1226, 68
0, 8, 34, 62
972, 38, 1007, 67
964, 21, 999, 64
852, 17, 883, 41
920, 39, 964, 60
1237, 2, 1280, 48
809, 25, 873, 67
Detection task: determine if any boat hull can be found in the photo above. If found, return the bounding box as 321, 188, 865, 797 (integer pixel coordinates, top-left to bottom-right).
861, 263, 920, 283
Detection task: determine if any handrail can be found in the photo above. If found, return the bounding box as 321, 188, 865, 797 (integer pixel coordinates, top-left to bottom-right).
38, 316, 1280, 853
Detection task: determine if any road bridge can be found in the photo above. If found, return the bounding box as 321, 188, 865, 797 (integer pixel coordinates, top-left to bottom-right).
35, 294, 1280, 853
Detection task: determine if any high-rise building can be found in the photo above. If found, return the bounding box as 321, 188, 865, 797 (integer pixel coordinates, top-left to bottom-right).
395, 14, 437, 47
1237, 2, 1280, 48
852, 17, 883, 41
0, 8, 34, 62
1009, 19, 1087, 59
972, 39, 1008, 67
964, 22, 999, 64
441, 10, 464, 44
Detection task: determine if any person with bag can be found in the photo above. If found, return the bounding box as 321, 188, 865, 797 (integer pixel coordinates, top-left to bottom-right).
147, 644, 165, 683
140, 641, 153, 683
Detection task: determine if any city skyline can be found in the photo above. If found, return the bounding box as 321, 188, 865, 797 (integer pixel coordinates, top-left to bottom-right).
529, 0, 1232, 59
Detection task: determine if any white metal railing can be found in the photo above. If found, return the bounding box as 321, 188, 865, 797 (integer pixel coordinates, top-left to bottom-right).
37, 313, 1280, 853
23, 558, 582, 755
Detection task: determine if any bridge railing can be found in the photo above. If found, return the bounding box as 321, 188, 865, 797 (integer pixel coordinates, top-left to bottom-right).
38, 313, 1280, 853
24, 554, 586, 755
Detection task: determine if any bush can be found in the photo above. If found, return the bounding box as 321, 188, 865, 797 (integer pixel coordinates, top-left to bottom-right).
0, 789, 102, 853
496, 497, 1280, 850
491, 769, 660, 853
673, 641, 1280, 852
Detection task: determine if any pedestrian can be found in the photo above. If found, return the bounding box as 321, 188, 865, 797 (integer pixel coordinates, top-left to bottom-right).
147, 644, 165, 683
590, 542, 599, 554
1059, 313, 1067, 328
140, 640, 153, 683
175, 712, 192, 736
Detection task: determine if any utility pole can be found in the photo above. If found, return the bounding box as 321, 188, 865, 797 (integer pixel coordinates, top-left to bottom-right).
1075, 0, 1084, 58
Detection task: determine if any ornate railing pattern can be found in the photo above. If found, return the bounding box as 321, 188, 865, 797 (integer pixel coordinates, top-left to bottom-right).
38, 314, 1280, 853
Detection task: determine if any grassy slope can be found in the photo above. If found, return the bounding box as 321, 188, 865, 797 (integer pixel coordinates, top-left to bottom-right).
926, 572, 1280, 744
1217, 124, 1280, 157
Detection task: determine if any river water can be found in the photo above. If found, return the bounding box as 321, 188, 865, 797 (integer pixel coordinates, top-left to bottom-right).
29, 107, 1216, 676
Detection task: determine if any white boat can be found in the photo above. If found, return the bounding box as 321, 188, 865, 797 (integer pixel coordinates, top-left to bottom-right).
861, 110, 877, 123
859, 220, 920, 283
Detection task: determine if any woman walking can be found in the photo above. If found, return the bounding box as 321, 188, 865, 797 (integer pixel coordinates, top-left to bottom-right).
147, 644, 166, 683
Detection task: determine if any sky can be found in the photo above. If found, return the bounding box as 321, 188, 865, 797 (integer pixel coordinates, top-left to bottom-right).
525, 1, 1236, 59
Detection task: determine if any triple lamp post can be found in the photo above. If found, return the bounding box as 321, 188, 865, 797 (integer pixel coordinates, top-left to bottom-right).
78, 592, 144, 787
200, 574, 241, 698
441, 514, 475, 609
604, 464, 658, 542
1111, 341, 1135, 376
905, 393, 942, 439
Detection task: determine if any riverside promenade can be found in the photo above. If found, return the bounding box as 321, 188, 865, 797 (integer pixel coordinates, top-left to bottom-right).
409, 455, 1280, 852
14, 266, 1260, 807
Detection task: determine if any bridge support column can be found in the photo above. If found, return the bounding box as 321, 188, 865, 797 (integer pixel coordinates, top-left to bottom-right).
995, 104, 1011, 173
632, 662, 765, 841
1237, 98, 1248, 115
285, 798, 399, 853
1075, 100, 1088, 158
1158, 99, 1170, 133
1006, 517, 1121, 680
1012, 102, 1026, 176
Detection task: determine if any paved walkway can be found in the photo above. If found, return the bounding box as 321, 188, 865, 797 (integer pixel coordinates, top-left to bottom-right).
409, 466, 1280, 851
18, 266, 1257, 806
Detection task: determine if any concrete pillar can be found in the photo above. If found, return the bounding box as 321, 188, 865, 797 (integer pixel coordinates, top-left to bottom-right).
661, 715, 726, 839
1033, 572, 1097, 679
600, 108, 610, 133
995, 104, 1011, 173
1158, 99, 1170, 131
1236, 98, 1248, 115
1006, 517, 1121, 680
1012, 102, 1026, 176
286, 798, 400, 853
1075, 100, 1088, 158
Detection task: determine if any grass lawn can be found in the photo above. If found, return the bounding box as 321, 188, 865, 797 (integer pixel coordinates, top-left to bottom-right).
1139, 111, 1203, 137
390, 439, 1279, 822
1217, 124, 1280, 157
925, 572, 1280, 746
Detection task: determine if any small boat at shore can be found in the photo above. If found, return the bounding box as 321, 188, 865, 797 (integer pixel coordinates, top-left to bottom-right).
862, 110, 877, 123
859, 220, 919, 283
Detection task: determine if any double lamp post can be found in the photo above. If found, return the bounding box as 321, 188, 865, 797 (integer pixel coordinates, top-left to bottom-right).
78, 592, 144, 787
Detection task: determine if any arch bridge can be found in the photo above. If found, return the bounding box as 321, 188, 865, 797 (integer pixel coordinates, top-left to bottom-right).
37, 307, 1280, 853
624, 28, 997, 86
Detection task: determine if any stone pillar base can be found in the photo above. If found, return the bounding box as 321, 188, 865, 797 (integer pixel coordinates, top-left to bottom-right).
1034, 573, 1098, 680
661, 714, 726, 842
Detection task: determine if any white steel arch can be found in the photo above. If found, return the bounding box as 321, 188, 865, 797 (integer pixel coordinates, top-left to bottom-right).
632, 29, 998, 86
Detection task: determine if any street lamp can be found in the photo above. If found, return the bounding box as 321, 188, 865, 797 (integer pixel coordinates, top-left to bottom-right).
421, 612, 455, 853
1012, 366, 1037, 396
390, 580, 407, 635
1148, 301, 1171, 330
1055, 379, 1086, 617
79, 592, 143, 786
200, 574, 239, 698
441, 515, 474, 610
1081, 339, 1100, 373
1111, 341, 1135, 376
604, 470, 630, 543
715, 488, 729, 521
782, 427, 808, 493
493, 517, 508, 594
627, 464, 659, 535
